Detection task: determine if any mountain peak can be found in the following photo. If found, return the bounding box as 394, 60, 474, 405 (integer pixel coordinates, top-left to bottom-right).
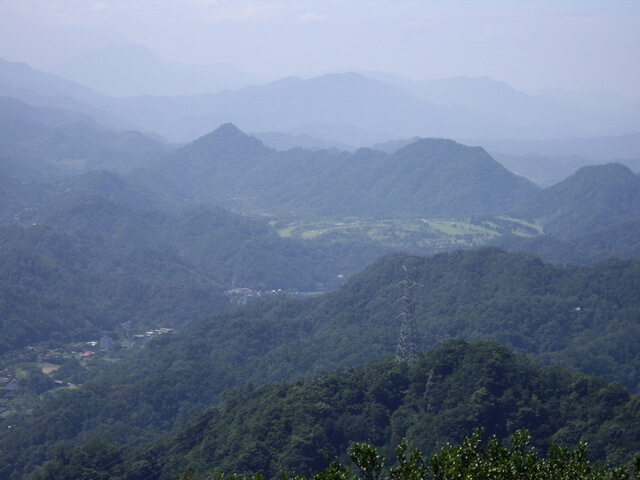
179, 123, 273, 161
400, 137, 460, 150
517, 162, 640, 238
546, 162, 640, 200
396, 137, 490, 160
572, 162, 636, 180
212, 122, 246, 136
196, 123, 260, 146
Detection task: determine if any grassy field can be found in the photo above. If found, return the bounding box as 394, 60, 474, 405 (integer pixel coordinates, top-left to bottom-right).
274, 215, 540, 253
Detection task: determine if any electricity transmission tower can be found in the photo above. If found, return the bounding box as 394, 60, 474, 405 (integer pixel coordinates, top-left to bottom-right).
395, 264, 422, 364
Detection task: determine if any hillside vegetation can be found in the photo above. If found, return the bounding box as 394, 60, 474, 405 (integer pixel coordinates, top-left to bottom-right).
0, 97, 168, 175
2, 249, 640, 478
1, 89, 640, 480
140, 124, 540, 217
495, 163, 640, 263
30, 341, 640, 479
515, 163, 640, 239
0, 169, 390, 352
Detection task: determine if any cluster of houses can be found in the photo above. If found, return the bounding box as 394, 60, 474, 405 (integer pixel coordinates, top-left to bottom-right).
0, 328, 177, 417
224, 287, 283, 305
132, 327, 173, 342
79, 336, 116, 357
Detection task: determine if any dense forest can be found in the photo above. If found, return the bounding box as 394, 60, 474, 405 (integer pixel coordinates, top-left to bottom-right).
2, 249, 640, 478
0, 165, 390, 352
3, 121, 637, 356
495, 162, 640, 263
28, 341, 640, 479
137, 124, 540, 217
1, 84, 640, 480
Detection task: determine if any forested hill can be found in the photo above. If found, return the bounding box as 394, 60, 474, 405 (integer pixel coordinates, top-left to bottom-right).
494, 163, 640, 263
0, 97, 169, 175
33, 341, 640, 479
515, 162, 640, 239
0, 168, 389, 352
493, 217, 640, 265
140, 123, 540, 216
2, 248, 640, 478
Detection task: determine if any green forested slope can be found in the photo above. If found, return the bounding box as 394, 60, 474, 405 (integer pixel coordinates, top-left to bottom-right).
2, 248, 640, 478
0, 223, 228, 353
515, 163, 640, 239
0, 97, 169, 175
493, 218, 640, 265
496, 163, 640, 263
140, 124, 540, 216
0, 169, 388, 352
32, 341, 640, 479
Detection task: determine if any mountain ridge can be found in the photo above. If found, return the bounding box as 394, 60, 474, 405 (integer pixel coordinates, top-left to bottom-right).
51, 44, 258, 97
5, 56, 640, 145
140, 123, 540, 217
0, 96, 170, 179
515, 162, 640, 238
3, 249, 640, 478
102, 341, 640, 479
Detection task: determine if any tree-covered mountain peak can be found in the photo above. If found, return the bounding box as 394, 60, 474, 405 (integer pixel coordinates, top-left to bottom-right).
526, 162, 640, 209
516, 162, 640, 238
397, 137, 465, 152
191, 123, 264, 146
570, 161, 639, 183
42, 340, 639, 479
142, 124, 540, 216
176, 122, 274, 162
209, 122, 251, 138
395, 137, 499, 166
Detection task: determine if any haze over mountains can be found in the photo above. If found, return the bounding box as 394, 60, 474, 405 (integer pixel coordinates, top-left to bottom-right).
2, 51, 640, 150
2, 92, 639, 266
2, 51, 639, 196
51, 44, 258, 97
2, 34, 640, 479
138, 123, 539, 217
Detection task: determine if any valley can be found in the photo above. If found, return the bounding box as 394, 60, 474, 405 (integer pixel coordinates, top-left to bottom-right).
273, 215, 541, 251
1, 37, 640, 479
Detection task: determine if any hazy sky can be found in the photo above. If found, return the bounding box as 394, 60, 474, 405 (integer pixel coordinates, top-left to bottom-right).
1, 0, 639, 98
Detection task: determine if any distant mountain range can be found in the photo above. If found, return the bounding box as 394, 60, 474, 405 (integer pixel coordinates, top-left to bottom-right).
3, 96, 639, 263
2, 65, 640, 266
50, 44, 258, 97
0, 97, 169, 177
370, 135, 640, 187
3, 94, 639, 264
139, 123, 640, 262
0, 57, 119, 128
2, 54, 640, 147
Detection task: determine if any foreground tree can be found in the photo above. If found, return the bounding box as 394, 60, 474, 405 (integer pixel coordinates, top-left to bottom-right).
285, 429, 640, 480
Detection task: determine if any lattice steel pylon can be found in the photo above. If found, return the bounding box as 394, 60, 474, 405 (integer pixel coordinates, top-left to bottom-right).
395, 264, 421, 364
